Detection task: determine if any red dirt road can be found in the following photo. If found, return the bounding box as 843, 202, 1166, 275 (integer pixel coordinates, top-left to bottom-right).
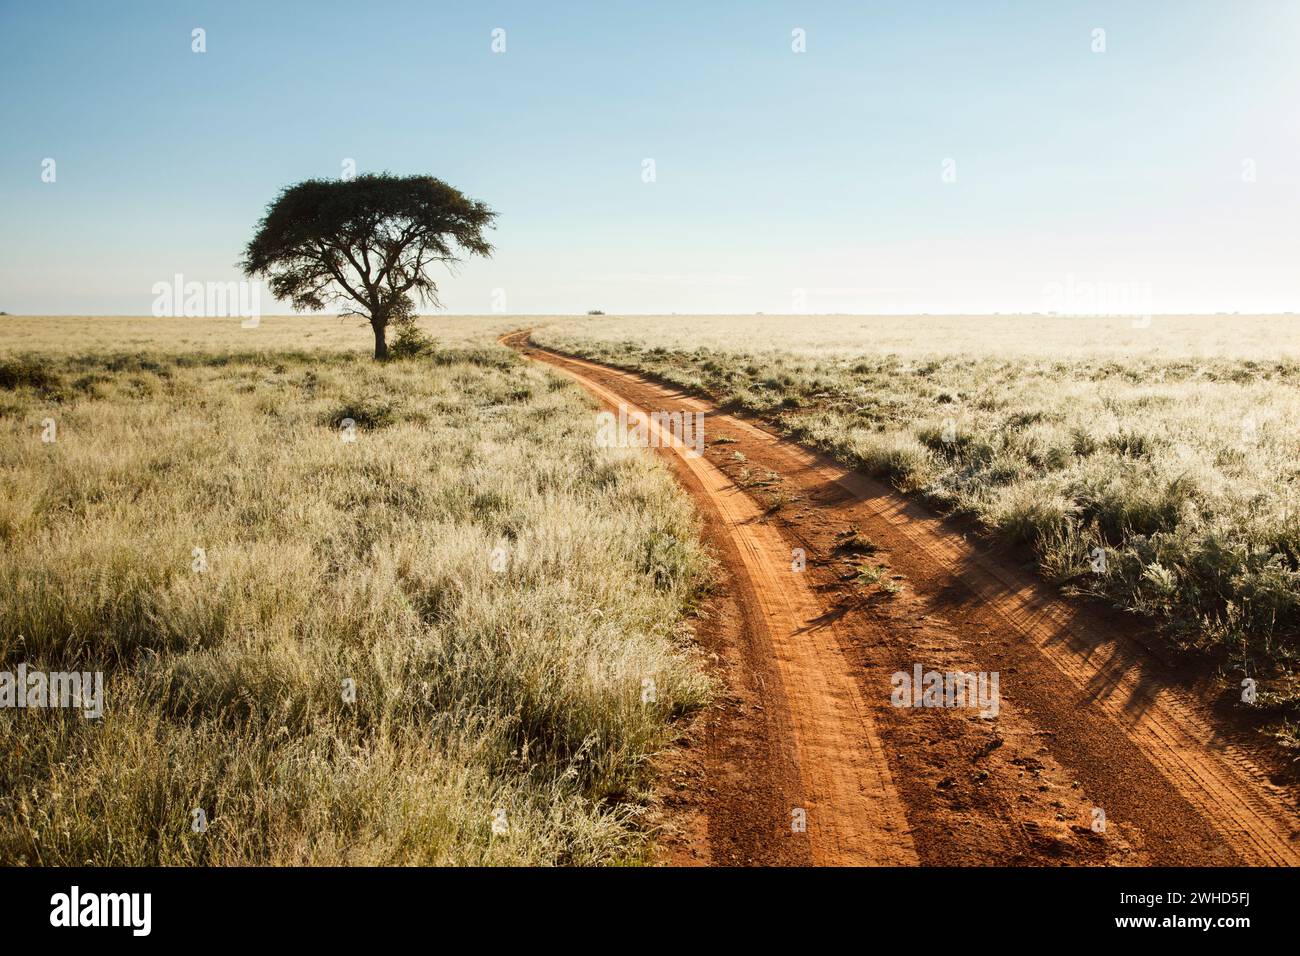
506, 331, 1300, 867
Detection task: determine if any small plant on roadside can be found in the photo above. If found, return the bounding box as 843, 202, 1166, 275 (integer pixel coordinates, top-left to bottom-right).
857, 563, 901, 594
834, 527, 879, 556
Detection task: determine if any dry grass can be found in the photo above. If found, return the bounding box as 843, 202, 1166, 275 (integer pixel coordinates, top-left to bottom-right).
0, 316, 711, 864
536, 314, 1300, 747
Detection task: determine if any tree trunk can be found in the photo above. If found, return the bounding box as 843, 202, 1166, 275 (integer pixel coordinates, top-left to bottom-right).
372, 320, 388, 360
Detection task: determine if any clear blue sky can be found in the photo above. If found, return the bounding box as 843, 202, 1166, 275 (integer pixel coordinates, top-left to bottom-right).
2, 0, 1297, 315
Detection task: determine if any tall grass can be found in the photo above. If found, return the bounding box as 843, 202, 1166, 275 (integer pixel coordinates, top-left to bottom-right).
0, 319, 711, 864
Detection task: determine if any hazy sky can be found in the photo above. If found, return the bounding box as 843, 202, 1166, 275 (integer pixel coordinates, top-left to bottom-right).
2, 0, 1298, 315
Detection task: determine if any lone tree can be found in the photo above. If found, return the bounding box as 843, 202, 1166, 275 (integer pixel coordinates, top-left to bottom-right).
242, 173, 495, 359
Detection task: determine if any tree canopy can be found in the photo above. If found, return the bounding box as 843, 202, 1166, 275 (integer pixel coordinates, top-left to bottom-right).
242, 173, 495, 358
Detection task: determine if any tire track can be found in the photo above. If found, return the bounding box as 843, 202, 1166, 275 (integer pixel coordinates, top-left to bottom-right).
508, 333, 915, 865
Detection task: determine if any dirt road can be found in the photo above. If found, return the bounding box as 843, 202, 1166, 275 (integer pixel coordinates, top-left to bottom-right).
504, 331, 1300, 866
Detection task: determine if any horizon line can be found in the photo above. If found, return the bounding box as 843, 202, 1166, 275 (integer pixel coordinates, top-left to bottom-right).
6, 311, 1300, 320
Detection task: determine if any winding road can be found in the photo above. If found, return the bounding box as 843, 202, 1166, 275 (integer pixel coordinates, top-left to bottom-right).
505, 330, 1300, 867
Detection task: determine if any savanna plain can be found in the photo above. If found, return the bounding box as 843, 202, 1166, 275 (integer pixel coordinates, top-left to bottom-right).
3, 312, 1299, 865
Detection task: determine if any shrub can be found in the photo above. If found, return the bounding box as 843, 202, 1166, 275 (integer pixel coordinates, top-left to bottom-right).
0, 358, 60, 395
388, 321, 436, 360
324, 397, 397, 429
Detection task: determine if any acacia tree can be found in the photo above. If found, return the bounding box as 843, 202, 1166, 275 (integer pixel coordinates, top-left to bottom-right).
242, 173, 495, 359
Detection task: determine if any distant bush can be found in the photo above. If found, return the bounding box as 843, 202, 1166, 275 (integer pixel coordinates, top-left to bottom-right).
0, 357, 60, 395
